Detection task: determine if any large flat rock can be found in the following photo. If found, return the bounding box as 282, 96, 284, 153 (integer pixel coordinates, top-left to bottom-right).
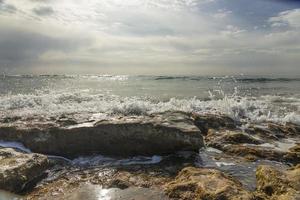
0, 112, 203, 157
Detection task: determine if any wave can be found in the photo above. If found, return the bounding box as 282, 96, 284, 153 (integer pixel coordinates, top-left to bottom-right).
235, 77, 300, 82
150, 76, 300, 82
0, 91, 299, 125
3, 74, 129, 81
3, 75, 300, 83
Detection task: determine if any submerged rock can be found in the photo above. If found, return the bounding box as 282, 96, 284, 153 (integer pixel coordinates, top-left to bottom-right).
164, 167, 253, 200
0, 148, 50, 193
0, 112, 203, 157
256, 165, 300, 199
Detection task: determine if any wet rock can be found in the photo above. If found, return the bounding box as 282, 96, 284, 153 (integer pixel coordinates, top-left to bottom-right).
245, 125, 280, 140
26, 165, 174, 200
256, 165, 300, 199
217, 144, 299, 164
206, 129, 263, 146
205, 129, 300, 164
107, 176, 132, 189
289, 143, 300, 153
192, 113, 236, 135
0, 148, 50, 193
245, 124, 284, 140
0, 116, 22, 124
56, 118, 78, 126
268, 122, 300, 137
64, 183, 170, 200
284, 143, 300, 166
164, 167, 253, 200
0, 112, 203, 157
246, 122, 300, 140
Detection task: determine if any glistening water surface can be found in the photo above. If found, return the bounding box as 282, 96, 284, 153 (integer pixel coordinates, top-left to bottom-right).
0, 75, 299, 125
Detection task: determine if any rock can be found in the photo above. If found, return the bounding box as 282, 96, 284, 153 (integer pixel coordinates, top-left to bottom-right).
192, 113, 236, 135
26, 165, 174, 200
205, 129, 300, 164
164, 167, 253, 200
289, 143, 300, 153
62, 183, 170, 200
268, 123, 300, 136
256, 165, 300, 199
206, 130, 263, 146
0, 112, 203, 157
0, 148, 50, 193
246, 122, 300, 140
217, 144, 299, 164
0, 116, 22, 123
245, 125, 280, 140
107, 177, 132, 189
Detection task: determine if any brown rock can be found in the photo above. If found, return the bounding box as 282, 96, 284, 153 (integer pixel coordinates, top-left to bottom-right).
206, 130, 263, 146
245, 125, 279, 140
0, 148, 50, 193
218, 144, 299, 164
0, 112, 203, 157
256, 165, 300, 199
164, 167, 253, 200
192, 113, 236, 135
268, 123, 300, 137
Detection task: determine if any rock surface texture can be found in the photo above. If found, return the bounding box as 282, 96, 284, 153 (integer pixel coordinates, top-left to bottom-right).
256, 165, 300, 200
0, 112, 299, 199
0, 112, 204, 157
0, 148, 50, 193
164, 167, 253, 200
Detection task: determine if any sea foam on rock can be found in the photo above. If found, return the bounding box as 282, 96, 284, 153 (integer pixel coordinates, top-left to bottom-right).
0, 111, 204, 157
0, 148, 50, 193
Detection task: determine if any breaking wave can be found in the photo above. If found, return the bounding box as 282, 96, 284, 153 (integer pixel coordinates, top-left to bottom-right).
0, 90, 299, 125
4, 75, 300, 83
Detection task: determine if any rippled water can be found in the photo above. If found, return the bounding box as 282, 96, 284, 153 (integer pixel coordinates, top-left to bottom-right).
0, 75, 299, 124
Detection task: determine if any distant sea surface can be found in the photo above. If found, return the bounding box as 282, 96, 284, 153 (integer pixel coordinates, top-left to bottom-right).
0, 75, 299, 125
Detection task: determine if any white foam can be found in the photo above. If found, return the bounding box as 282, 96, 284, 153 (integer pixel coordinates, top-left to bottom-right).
0, 91, 299, 125
0, 141, 31, 153
71, 155, 162, 166
215, 162, 236, 167
206, 147, 222, 154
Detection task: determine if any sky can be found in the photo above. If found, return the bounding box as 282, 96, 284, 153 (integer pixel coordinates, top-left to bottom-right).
0, 0, 300, 75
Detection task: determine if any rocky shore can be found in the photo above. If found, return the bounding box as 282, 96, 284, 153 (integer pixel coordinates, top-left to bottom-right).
0, 111, 299, 199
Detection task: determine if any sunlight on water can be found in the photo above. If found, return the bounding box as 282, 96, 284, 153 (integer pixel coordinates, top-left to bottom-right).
0, 75, 299, 125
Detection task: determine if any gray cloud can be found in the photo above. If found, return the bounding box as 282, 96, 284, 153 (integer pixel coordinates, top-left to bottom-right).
0, 0, 299, 75
0, 0, 17, 13
0, 27, 91, 70
32, 6, 54, 16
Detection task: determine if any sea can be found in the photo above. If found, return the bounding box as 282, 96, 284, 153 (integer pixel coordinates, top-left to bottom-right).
0, 74, 299, 198
0, 74, 299, 125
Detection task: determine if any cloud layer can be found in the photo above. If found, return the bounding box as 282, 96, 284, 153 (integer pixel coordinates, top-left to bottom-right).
0, 0, 299, 75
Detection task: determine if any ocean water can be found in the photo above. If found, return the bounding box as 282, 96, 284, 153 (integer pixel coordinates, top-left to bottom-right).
0, 75, 299, 125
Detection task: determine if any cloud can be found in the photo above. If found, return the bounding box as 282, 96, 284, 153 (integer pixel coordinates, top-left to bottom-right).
269, 9, 300, 29
32, 6, 54, 16
0, 25, 91, 70
0, 0, 17, 13
0, 0, 299, 75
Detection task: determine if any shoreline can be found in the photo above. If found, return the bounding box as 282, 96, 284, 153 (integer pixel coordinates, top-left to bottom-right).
0, 111, 299, 199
